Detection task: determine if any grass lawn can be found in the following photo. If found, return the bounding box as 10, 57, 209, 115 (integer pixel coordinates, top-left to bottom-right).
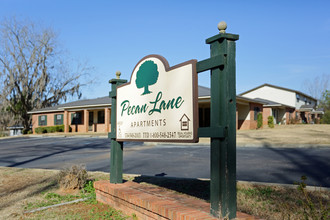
0, 167, 329, 220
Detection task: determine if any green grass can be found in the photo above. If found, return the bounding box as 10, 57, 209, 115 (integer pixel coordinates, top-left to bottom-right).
23, 179, 129, 220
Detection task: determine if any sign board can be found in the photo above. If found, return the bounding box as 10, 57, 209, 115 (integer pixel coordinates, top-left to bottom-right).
116, 55, 198, 142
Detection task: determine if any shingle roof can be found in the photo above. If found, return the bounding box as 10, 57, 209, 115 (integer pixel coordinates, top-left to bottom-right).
29, 86, 269, 114
236, 96, 267, 105
300, 104, 314, 109
252, 98, 293, 108
28, 96, 112, 113
198, 85, 210, 97
239, 83, 317, 101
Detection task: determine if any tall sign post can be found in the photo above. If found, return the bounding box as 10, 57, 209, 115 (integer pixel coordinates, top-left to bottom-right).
197, 22, 239, 219
209, 22, 238, 219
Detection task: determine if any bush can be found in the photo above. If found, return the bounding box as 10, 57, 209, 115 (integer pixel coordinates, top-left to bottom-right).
58, 165, 88, 190
35, 125, 64, 134
268, 116, 275, 128
257, 112, 263, 129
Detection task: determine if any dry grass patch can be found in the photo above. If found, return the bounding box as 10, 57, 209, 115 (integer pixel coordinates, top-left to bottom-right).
0, 167, 133, 220
1, 167, 329, 219
133, 175, 329, 220
237, 183, 329, 219
237, 124, 330, 146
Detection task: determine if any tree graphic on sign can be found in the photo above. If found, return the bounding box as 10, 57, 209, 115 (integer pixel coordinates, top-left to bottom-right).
135, 60, 159, 95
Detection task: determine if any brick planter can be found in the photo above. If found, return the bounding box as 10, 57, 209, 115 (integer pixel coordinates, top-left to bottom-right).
94, 180, 258, 220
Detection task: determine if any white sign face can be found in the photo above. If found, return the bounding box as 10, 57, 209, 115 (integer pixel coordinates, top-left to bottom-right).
116, 55, 198, 142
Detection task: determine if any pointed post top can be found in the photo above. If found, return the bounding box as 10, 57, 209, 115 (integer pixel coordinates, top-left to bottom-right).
217, 21, 227, 33
116, 71, 121, 79
206, 21, 239, 44
109, 71, 127, 84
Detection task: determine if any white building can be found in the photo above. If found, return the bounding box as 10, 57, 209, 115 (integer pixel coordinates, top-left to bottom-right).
239, 84, 321, 124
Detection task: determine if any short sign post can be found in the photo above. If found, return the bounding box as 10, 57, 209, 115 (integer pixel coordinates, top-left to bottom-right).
108, 22, 238, 219
109, 71, 127, 184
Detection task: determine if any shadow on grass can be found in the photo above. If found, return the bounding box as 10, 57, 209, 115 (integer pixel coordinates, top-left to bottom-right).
0, 175, 58, 210
132, 175, 210, 202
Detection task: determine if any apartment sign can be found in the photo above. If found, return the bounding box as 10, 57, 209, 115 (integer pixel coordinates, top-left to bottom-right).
116, 55, 198, 142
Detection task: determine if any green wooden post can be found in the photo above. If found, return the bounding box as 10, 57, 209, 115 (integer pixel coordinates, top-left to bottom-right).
206, 22, 239, 219
109, 71, 127, 184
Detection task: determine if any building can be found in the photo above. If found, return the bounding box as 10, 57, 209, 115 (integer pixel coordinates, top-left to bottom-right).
28, 86, 267, 133
239, 83, 323, 124
7, 125, 24, 136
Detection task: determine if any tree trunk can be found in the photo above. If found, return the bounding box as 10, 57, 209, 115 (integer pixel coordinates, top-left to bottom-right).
143, 86, 151, 95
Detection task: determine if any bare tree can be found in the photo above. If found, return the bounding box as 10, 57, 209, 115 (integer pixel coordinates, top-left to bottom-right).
0, 17, 92, 132
303, 73, 330, 101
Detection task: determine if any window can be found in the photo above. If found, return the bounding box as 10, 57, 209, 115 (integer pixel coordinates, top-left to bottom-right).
54, 114, 63, 125
296, 94, 300, 102
97, 110, 105, 124
71, 112, 82, 124
254, 107, 260, 121
38, 115, 47, 126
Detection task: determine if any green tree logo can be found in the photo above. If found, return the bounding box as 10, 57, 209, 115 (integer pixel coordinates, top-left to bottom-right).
135, 60, 159, 95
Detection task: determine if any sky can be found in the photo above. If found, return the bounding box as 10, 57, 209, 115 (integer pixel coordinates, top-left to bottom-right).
1, 0, 330, 101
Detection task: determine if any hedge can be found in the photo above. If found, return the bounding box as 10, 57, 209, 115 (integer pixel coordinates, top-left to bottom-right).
35, 125, 64, 134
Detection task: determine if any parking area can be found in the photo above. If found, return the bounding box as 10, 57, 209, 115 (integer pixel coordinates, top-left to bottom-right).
0, 136, 329, 187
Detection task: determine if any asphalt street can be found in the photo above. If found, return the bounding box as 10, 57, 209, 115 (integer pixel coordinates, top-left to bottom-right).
0, 136, 329, 187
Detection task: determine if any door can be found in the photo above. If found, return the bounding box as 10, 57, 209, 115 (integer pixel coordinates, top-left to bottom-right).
89, 112, 94, 131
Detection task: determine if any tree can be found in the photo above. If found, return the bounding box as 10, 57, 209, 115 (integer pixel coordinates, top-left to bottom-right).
319, 90, 330, 124
0, 17, 91, 132
303, 73, 329, 101
135, 60, 159, 95
319, 90, 330, 111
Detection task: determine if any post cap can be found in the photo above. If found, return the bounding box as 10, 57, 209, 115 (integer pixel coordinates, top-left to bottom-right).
217, 21, 227, 33
116, 71, 121, 79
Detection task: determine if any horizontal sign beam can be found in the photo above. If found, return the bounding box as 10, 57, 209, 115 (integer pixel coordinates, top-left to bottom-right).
196, 55, 225, 73
198, 126, 225, 138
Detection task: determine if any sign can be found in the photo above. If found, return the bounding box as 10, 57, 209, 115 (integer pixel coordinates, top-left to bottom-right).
116, 55, 198, 142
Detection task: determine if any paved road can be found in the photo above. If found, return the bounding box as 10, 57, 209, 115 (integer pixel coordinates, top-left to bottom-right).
0, 137, 329, 187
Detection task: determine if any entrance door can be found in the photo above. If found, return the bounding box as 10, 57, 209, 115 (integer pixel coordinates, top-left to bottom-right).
89, 112, 94, 131
272, 109, 278, 124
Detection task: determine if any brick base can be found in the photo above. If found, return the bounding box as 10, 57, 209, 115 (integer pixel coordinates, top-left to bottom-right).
94, 180, 258, 220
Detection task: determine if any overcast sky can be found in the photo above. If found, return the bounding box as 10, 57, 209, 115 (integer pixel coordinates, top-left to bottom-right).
1, 0, 330, 100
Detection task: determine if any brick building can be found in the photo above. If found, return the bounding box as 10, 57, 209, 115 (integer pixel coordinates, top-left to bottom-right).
29, 86, 266, 133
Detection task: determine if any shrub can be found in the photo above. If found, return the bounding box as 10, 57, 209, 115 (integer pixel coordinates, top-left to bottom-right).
268, 116, 275, 128
58, 164, 88, 190
35, 125, 64, 134
56, 125, 64, 132
257, 112, 263, 129
35, 127, 45, 134
294, 176, 329, 219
